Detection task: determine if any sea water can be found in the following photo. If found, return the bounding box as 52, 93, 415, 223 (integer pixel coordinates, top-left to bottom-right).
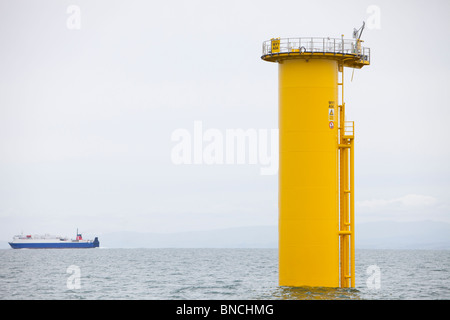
0, 248, 449, 300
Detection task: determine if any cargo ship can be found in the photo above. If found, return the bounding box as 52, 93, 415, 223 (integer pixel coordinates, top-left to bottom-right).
8, 230, 99, 249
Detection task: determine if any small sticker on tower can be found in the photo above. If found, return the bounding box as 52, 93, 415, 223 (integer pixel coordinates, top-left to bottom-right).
328, 108, 334, 121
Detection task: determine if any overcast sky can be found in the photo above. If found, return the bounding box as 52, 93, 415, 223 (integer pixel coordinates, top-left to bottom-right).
1, 0, 449, 239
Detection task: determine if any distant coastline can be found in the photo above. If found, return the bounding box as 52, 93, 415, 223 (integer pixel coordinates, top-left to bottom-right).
2, 220, 449, 250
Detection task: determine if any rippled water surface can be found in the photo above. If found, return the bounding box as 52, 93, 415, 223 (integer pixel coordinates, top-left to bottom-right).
1, 248, 449, 299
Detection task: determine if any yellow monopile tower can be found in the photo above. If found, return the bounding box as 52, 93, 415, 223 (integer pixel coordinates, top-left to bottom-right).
261, 28, 370, 288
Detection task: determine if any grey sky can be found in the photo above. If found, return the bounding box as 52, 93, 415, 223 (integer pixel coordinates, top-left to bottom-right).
1, 0, 449, 240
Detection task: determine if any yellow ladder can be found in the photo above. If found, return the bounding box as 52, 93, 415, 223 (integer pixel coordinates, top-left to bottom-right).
337, 64, 355, 288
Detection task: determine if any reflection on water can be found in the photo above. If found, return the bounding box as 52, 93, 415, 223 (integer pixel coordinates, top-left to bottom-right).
271, 286, 361, 300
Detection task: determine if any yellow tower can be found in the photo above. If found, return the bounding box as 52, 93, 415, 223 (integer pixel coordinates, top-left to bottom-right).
261, 32, 370, 288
